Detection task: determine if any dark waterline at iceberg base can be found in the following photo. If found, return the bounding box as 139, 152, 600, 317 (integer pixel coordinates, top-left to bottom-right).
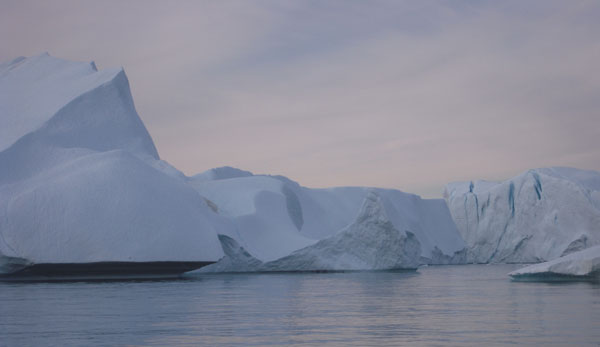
1, 265, 599, 346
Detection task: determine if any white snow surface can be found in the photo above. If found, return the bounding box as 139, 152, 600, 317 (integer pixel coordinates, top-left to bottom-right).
190, 166, 253, 182
509, 245, 600, 278
444, 167, 600, 263
0, 54, 225, 271
190, 169, 465, 263
188, 174, 318, 262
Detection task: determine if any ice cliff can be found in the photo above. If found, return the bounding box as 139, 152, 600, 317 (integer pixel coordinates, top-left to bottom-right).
445, 167, 600, 263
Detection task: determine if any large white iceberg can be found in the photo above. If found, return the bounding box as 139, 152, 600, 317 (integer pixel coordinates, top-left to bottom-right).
195, 192, 421, 272
262, 192, 421, 271
1, 53, 465, 275
0, 54, 225, 273
509, 245, 600, 279
189, 168, 465, 265
444, 167, 600, 263
18, 54, 596, 275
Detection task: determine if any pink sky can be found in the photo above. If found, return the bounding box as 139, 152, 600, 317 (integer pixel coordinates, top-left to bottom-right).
1, 0, 599, 197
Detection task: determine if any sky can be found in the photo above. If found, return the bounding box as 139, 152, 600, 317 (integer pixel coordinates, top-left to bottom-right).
1, 0, 599, 197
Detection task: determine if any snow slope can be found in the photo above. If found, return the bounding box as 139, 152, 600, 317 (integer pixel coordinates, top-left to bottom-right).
188, 174, 317, 261
509, 245, 600, 278
444, 167, 600, 263
0, 54, 224, 272
189, 168, 465, 264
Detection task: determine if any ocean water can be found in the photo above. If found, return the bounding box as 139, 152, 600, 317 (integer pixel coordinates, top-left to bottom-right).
1, 264, 598, 346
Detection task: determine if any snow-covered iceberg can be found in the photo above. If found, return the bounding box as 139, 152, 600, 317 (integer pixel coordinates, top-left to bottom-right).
189, 167, 465, 265
0, 53, 465, 276
509, 245, 600, 279
444, 167, 600, 263
262, 192, 421, 271
20, 54, 598, 276
195, 192, 421, 273
0, 54, 225, 273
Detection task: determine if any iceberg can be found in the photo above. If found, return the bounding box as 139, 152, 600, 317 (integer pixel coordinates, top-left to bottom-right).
262, 192, 421, 271
16, 54, 591, 275
189, 168, 465, 265
0, 54, 225, 274
509, 245, 600, 279
195, 192, 421, 272
444, 167, 600, 263
3, 53, 453, 276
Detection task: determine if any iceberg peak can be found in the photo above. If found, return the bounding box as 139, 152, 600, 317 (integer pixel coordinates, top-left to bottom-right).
0, 54, 225, 271
260, 191, 422, 271
0, 53, 158, 160
355, 191, 389, 225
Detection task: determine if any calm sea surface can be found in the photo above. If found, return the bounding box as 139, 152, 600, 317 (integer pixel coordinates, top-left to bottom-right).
1, 264, 599, 346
